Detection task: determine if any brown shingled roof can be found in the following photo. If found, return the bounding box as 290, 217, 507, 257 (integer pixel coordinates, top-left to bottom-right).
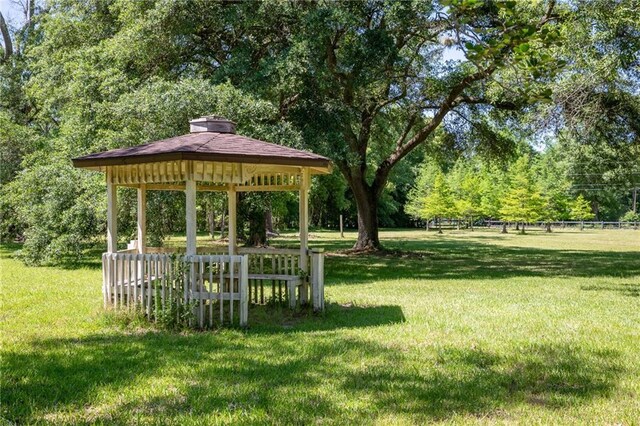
72, 132, 331, 169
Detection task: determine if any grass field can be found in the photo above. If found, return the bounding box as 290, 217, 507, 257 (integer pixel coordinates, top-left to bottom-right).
2, 228, 639, 424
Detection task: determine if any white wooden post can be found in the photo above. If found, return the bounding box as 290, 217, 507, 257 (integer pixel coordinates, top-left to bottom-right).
299, 167, 310, 304
339, 214, 344, 238
185, 178, 197, 255
239, 254, 249, 327
228, 184, 237, 256
311, 248, 325, 312
136, 184, 147, 281
106, 168, 118, 253
102, 253, 108, 308
137, 184, 146, 254
185, 175, 197, 324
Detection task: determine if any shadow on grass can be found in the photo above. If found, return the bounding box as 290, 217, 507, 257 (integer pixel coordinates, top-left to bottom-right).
247, 302, 406, 332
4, 232, 638, 280
0, 242, 103, 270
581, 283, 640, 297
2, 331, 623, 423
322, 240, 640, 284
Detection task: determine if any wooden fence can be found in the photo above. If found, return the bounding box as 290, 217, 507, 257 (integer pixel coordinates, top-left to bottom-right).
101, 248, 325, 328
201, 247, 324, 310
102, 253, 248, 327
485, 220, 639, 229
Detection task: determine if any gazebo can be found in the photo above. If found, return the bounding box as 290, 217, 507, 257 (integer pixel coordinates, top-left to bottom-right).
72, 116, 331, 327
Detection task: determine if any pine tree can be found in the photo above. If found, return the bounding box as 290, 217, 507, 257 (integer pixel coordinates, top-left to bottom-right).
570, 194, 595, 230
479, 164, 507, 229
500, 156, 544, 234
421, 172, 456, 233
405, 159, 441, 223
449, 159, 483, 230
534, 147, 572, 232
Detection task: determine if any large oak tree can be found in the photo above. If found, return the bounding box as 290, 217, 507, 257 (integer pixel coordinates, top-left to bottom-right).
5, 0, 569, 257
211, 0, 563, 249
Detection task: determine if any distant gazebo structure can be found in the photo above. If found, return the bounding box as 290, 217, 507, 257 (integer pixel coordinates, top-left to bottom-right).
73, 116, 330, 327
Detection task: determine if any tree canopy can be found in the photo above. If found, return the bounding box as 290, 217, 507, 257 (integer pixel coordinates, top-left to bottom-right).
1, 0, 639, 264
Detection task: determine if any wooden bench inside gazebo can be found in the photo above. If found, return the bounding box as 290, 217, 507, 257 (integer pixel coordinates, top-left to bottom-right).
72, 116, 331, 327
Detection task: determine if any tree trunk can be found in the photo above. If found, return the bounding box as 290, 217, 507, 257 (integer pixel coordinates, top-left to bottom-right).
438, 218, 443, 234
347, 174, 381, 250
352, 193, 380, 249
247, 208, 267, 246
520, 223, 526, 234
501, 223, 508, 234
546, 222, 552, 233
264, 204, 274, 234
515, 222, 520, 231
0, 12, 12, 61
470, 216, 474, 231
207, 206, 215, 238
219, 210, 226, 240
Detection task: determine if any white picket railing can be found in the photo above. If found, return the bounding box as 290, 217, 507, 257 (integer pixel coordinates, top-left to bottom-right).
102, 252, 248, 327
101, 248, 326, 328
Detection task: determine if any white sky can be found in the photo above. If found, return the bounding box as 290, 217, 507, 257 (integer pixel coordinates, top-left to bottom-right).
0, 0, 24, 28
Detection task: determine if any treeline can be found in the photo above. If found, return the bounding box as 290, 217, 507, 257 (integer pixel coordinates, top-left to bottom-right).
405, 153, 602, 233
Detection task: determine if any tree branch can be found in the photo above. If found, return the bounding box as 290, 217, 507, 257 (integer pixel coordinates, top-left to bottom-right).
457, 95, 520, 110
371, 64, 497, 195
0, 12, 13, 61
369, 1, 559, 195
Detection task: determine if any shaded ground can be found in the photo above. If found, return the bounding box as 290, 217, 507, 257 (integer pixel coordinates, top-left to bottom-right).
2, 229, 639, 424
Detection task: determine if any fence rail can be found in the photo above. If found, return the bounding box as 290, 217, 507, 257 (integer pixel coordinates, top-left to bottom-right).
485, 220, 639, 229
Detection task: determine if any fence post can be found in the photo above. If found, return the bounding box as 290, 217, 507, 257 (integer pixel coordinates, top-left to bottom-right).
311, 248, 325, 312
189, 255, 197, 327
109, 253, 116, 307
183, 255, 189, 307
102, 253, 108, 308
239, 255, 249, 327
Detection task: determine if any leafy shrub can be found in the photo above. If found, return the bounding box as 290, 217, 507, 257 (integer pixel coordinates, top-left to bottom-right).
5, 154, 105, 265
153, 256, 197, 330
620, 210, 640, 222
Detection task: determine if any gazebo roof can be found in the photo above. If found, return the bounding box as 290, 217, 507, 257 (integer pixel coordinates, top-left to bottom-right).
72, 117, 330, 170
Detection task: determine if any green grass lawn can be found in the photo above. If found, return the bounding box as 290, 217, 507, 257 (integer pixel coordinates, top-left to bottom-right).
2, 228, 639, 424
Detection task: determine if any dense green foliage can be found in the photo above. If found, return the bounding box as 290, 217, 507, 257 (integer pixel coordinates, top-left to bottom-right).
3, 229, 640, 423
1, 0, 639, 263
407, 137, 637, 232
499, 157, 545, 232
405, 151, 605, 233
570, 195, 596, 222
420, 172, 456, 232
